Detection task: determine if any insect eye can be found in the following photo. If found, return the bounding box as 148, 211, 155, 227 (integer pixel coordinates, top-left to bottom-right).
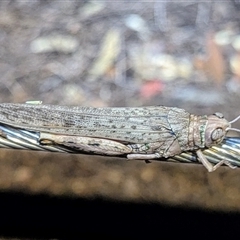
211, 128, 224, 141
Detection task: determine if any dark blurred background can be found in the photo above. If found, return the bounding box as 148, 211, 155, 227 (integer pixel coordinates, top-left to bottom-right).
1, 0, 240, 238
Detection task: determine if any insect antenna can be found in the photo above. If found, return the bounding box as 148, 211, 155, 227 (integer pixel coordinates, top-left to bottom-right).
227, 115, 240, 133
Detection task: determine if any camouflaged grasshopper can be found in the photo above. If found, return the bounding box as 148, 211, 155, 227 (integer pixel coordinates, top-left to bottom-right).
0, 102, 238, 172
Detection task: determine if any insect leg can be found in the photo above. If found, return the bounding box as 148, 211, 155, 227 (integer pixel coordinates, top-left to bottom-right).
39, 132, 132, 155
196, 150, 236, 172
127, 153, 161, 160
25, 101, 43, 105
126, 139, 181, 160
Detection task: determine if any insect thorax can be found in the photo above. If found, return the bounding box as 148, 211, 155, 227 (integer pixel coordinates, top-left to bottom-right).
188, 114, 208, 150
166, 108, 208, 152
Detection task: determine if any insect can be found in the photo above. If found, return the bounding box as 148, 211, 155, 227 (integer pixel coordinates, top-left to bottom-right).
0, 102, 238, 172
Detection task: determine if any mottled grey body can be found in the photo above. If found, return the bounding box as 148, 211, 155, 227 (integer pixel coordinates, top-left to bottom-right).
0, 103, 234, 172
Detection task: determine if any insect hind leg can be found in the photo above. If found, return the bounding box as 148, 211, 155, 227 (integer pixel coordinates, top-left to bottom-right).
127, 142, 164, 160
127, 153, 161, 160
126, 139, 181, 161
